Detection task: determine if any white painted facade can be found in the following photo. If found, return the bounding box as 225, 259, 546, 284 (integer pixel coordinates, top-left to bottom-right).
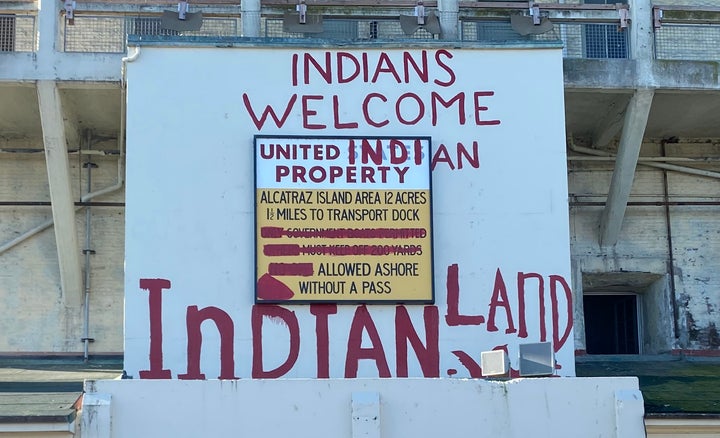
122, 45, 573, 379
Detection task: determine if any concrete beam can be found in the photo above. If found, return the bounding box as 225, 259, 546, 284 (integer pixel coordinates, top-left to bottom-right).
57, 90, 82, 151
37, 80, 83, 308
592, 96, 629, 147
599, 89, 654, 247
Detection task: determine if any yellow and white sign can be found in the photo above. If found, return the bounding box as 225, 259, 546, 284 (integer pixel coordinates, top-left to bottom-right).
255, 136, 433, 302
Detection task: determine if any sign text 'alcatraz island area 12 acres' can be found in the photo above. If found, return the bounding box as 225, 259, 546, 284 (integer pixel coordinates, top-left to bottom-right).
255, 136, 433, 303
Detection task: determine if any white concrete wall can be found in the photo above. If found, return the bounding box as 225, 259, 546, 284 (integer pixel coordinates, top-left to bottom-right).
81, 377, 645, 438
122, 46, 574, 379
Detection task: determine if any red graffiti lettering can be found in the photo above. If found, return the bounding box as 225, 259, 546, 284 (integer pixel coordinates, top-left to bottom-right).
178, 306, 237, 380
431, 142, 480, 171
487, 268, 517, 334
137, 265, 573, 379
517, 272, 543, 339
138, 278, 172, 379
242, 93, 297, 130
310, 304, 337, 378
550, 275, 573, 352
445, 263, 485, 326
301, 95, 326, 129
333, 95, 358, 129
291, 50, 450, 86
474, 91, 501, 125
395, 306, 439, 377
252, 305, 300, 378
345, 305, 391, 378
244, 93, 497, 130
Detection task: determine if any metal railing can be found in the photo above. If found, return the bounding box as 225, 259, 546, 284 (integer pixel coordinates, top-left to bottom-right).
459, 20, 628, 59
63, 15, 238, 52
0, 14, 35, 52
62, 13, 629, 55
263, 17, 437, 40
653, 6, 720, 61
656, 24, 720, 61
2, 2, 719, 61
54, 2, 631, 55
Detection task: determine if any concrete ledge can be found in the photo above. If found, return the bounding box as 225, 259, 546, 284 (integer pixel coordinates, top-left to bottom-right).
0, 392, 80, 424
82, 377, 643, 438
564, 58, 720, 91
564, 58, 637, 89
652, 60, 720, 90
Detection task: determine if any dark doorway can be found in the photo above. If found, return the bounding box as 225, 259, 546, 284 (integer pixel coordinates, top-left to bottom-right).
584, 294, 639, 354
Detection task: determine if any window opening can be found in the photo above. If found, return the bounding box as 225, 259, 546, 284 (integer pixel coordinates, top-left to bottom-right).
0, 15, 16, 52
132, 17, 179, 36
583, 294, 640, 354
583, 0, 628, 58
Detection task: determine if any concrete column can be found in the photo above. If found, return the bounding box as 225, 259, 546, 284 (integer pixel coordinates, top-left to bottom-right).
81, 387, 112, 438
571, 258, 586, 352
37, 80, 83, 308
629, 0, 655, 84
437, 0, 459, 41
37, 0, 60, 57
599, 88, 654, 247
598, 0, 656, 247
241, 0, 262, 37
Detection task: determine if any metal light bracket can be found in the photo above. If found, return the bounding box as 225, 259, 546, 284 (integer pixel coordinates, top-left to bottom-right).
617, 4, 629, 30
529, 2, 541, 25
297, 0, 307, 24
63, 0, 76, 25
653, 7, 663, 29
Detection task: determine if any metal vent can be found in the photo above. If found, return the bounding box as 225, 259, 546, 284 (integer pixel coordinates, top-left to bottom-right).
518, 342, 555, 377
481, 350, 509, 377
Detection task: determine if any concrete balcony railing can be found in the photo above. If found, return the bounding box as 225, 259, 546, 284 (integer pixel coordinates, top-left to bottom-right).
0, 0, 719, 62
653, 5, 720, 61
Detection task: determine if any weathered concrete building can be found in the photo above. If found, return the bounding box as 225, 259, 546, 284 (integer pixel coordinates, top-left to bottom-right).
0, 0, 719, 435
